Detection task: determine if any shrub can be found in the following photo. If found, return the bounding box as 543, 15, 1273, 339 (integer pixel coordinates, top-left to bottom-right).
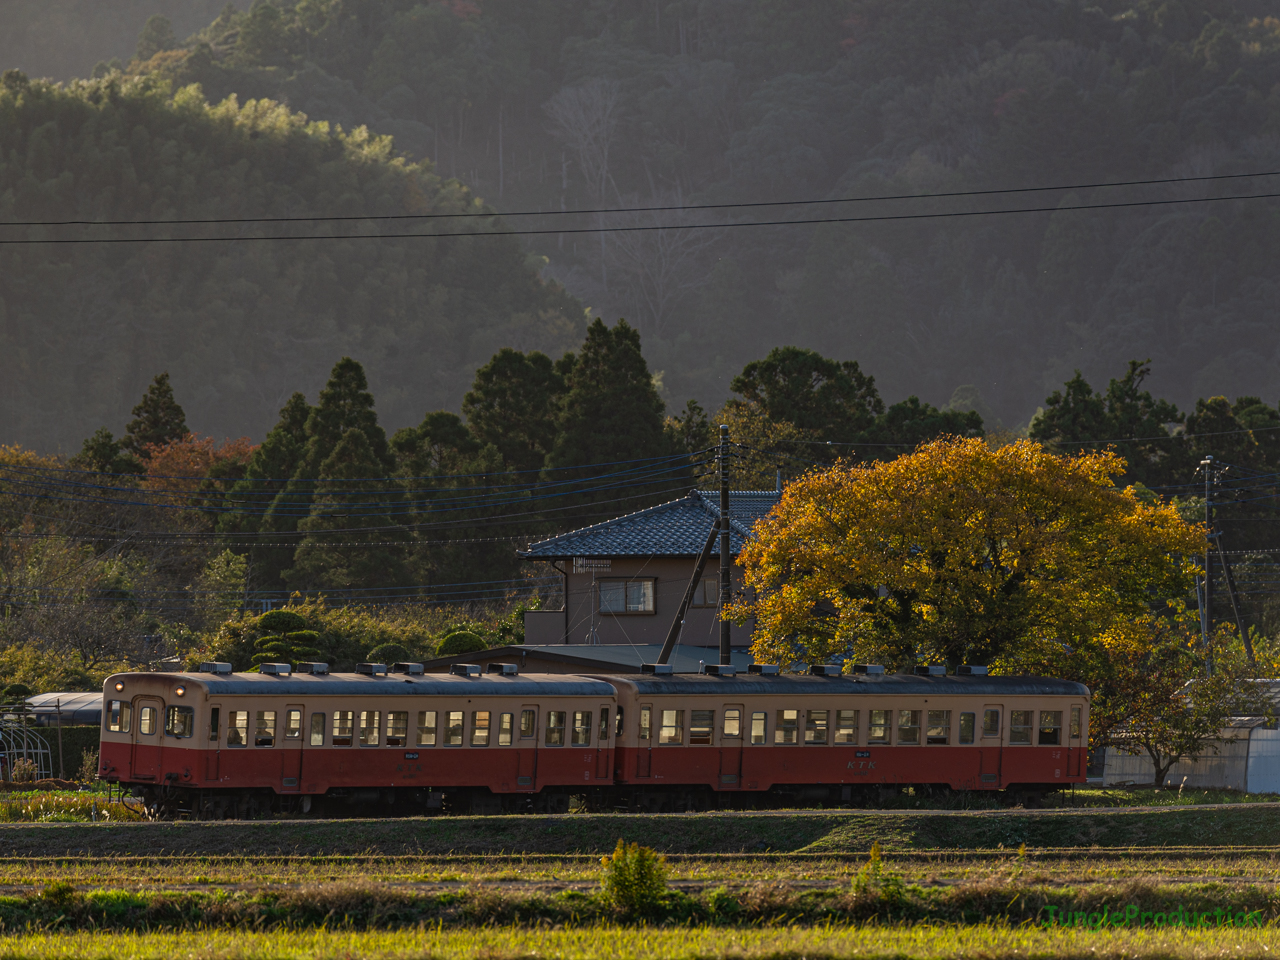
600, 839, 667, 917
436, 630, 487, 656
10, 758, 37, 782
257, 610, 308, 634
77, 749, 99, 783
852, 841, 905, 903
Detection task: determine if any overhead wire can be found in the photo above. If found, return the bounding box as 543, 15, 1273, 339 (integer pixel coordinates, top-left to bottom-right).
3, 168, 1278, 228
5, 189, 1280, 244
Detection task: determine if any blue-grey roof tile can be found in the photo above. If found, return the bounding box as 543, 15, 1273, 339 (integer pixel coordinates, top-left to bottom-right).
520, 490, 781, 559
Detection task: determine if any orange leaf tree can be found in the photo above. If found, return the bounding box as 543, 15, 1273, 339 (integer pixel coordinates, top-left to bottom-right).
730, 437, 1205, 672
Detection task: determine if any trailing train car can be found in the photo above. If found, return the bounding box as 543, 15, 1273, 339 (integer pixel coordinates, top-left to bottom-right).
604, 670, 1089, 811
98, 662, 1088, 818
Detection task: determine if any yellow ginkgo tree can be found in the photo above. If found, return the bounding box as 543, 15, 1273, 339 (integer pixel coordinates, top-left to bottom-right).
730, 437, 1206, 672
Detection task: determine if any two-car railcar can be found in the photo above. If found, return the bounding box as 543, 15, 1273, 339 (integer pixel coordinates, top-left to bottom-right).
98, 664, 1089, 818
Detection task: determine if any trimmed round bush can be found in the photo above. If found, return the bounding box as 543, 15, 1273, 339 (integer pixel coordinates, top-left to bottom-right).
436, 631, 487, 656
257, 610, 308, 635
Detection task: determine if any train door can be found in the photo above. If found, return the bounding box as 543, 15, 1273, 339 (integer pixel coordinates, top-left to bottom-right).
979, 704, 1003, 786
636, 704, 653, 777
1067, 703, 1085, 777
281, 704, 304, 791
205, 704, 222, 781
517, 704, 539, 790
719, 704, 744, 788
131, 697, 164, 781
595, 704, 611, 779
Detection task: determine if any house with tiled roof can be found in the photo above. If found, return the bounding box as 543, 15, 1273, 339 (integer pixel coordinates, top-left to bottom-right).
519, 489, 782, 651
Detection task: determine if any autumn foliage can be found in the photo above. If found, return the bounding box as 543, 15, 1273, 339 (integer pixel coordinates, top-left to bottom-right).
732, 437, 1206, 671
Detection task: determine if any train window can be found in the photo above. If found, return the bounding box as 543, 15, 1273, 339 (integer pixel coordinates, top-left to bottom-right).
983, 709, 1000, 738
138, 706, 157, 736
1009, 710, 1033, 744
897, 710, 921, 745
164, 706, 194, 738
805, 710, 828, 744
332, 711, 354, 746
659, 710, 684, 744
959, 712, 975, 744
310, 713, 325, 746
255, 711, 276, 747
1038, 710, 1062, 746
387, 711, 408, 746
926, 710, 950, 745
572, 711, 592, 746
498, 713, 514, 746
360, 711, 381, 746
107, 700, 132, 734
1070, 706, 1082, 739
209, 707, 219, 742
638, 706, 652, 741
520, 710, 536, 739
690, 710, 714, 744
723, 709, 742, 739
416, 711, 437, 746
227, 711, 249, 747
868, 710, 889, 743
546, 711, 566, 746
285, 710, 302, 740
775, 710, 798, 745
835, 710, 857, 744
750, 712, 766, 744
472, 711, 491, 747
614, 707, 624, 738
445, 711, 464, 746
598, 708, 610, 742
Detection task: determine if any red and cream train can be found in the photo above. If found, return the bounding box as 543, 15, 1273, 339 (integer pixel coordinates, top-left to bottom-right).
97, 662, 1090, 817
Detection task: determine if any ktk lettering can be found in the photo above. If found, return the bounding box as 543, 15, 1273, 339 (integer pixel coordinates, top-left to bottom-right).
846, 760, 876, 770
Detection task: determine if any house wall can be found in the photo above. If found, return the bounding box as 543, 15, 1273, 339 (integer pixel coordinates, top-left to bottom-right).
531, 556, 753, 649
1103, 733, 1255, 791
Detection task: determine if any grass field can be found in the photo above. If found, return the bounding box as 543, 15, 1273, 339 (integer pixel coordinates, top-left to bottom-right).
2, 924, 1280, 960
2, 801, 1279, 957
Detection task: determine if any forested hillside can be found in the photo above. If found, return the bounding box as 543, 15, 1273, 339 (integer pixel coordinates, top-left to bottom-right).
0, 72, 585, 451
76, 0, 1280, 426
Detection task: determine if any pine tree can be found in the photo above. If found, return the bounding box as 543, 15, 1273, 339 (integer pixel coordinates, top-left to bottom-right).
217, 392, 313, 585
262, 358, 392, 579
545, 319, 676, 507
122, 373, 188, 458
285, 428, 409, 591
462, 348, 565, 473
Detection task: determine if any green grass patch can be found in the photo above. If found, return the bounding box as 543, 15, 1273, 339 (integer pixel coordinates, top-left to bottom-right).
1, 924, 1280, 959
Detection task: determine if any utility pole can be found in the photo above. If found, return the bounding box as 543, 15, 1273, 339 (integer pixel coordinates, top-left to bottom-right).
719, 424, 732, 666
1199, 455, 1229, 676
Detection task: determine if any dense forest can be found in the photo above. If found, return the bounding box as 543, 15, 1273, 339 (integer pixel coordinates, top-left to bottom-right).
6, 0, 1280, 444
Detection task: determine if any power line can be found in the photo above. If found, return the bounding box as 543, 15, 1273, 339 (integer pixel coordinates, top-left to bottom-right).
5, 189, 1280, 245
4, 168, 1277, 228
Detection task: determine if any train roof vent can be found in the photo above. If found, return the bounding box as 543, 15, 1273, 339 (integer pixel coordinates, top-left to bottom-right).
915, 664, 946, 676
701, 664, 736, 676
258, 663, 291, 676
199, 662, 232, 674
356, 663, 388, 676
390, 662, 424, 675
957, 664, 989, 675
641, 663, 674, 675
451, 664, 482, 677
808, 664, 841, 676
748, 664, 780, 675
852, 664, 885, 675
487, 663, 518, 675
296, 662, 329, 675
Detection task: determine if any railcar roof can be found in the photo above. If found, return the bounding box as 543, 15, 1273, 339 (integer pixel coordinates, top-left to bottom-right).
599, 674, 1090, 698
103, 672, 616, 698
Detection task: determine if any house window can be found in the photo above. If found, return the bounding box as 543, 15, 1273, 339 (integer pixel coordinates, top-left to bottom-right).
598, 579, 655, 614
691, 579, 719, 607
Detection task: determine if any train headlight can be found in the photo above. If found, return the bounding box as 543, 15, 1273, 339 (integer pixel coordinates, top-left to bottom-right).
174, 685, 186, 697
114, 682, 124, 692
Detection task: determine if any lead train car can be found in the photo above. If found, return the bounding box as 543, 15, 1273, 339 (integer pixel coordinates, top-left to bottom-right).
98, 668, 1089, 817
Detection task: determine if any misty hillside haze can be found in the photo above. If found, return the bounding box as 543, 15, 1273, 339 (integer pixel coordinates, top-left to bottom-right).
4, 0, 1280, 449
